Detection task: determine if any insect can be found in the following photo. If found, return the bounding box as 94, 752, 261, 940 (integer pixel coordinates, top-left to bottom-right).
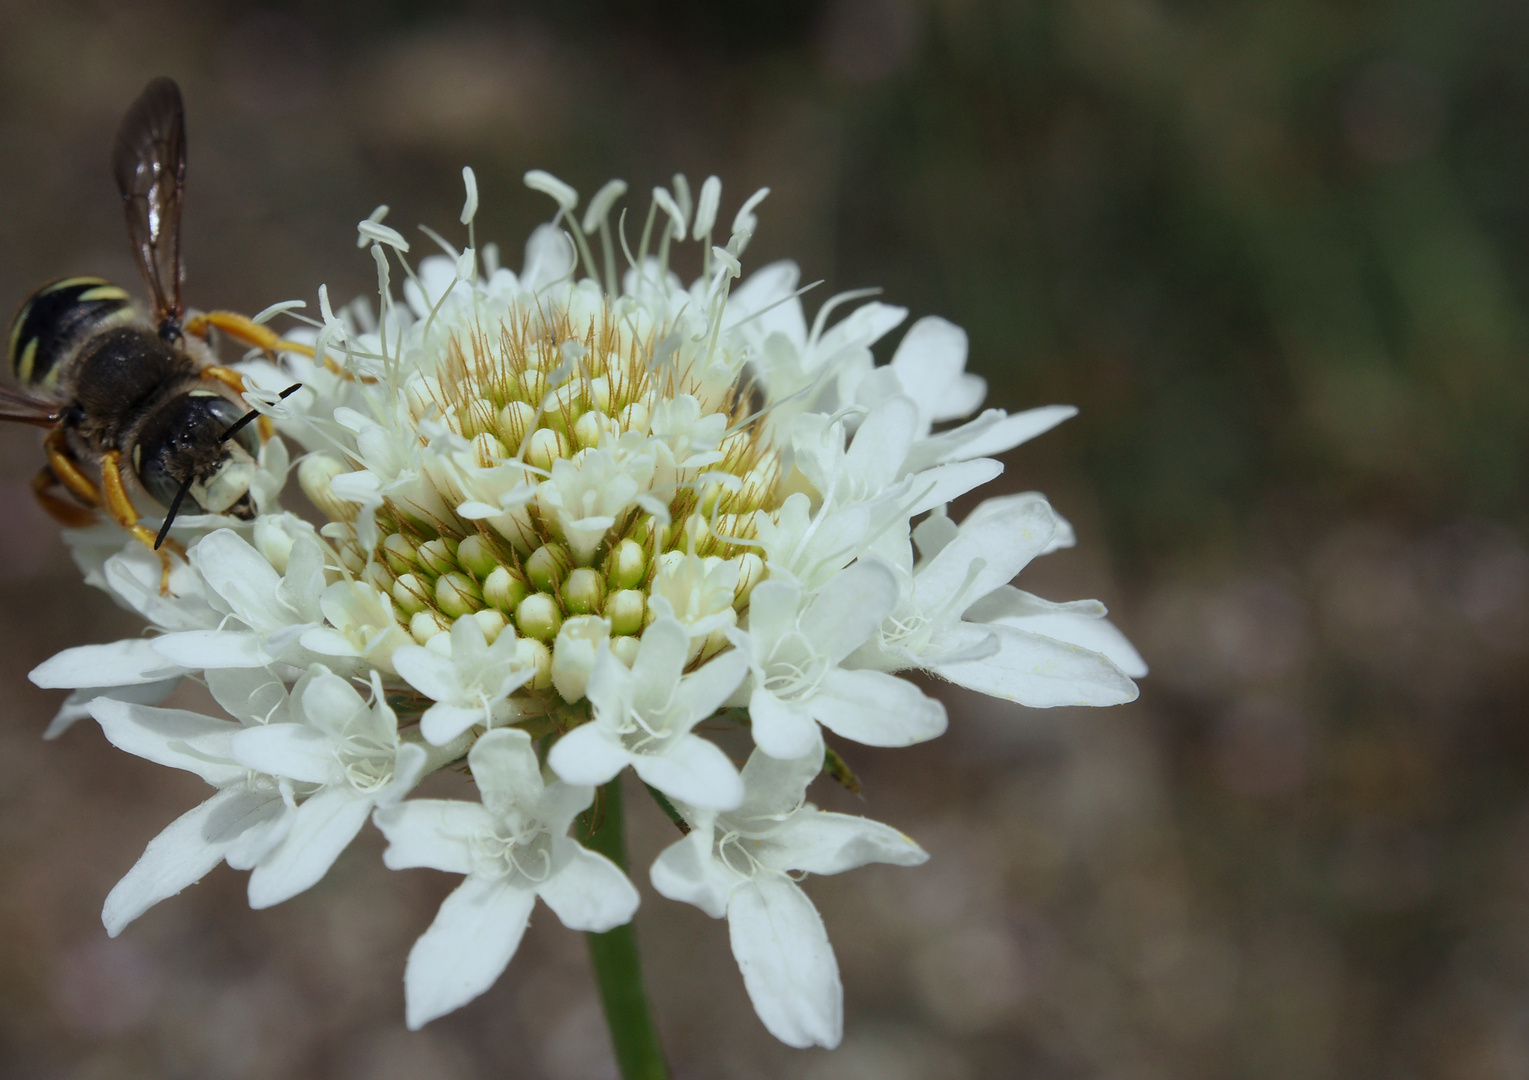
1, 76, 307, 588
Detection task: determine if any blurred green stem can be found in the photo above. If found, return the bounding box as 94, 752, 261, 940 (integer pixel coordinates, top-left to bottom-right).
581, 780, 670, 1080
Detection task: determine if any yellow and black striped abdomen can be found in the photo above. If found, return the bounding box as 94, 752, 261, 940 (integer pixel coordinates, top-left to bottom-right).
8, 277, 135, 392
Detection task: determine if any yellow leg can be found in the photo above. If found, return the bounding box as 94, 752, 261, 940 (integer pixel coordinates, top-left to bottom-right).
32, 466, 98, 527
185, 310, 315, 358
186, 308, 373, 383
202, 365, 273, 440
101, 450, 184, 592
45, 429, 101, 507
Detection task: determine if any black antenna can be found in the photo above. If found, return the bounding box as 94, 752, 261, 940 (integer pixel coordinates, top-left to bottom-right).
154, 476, 194, 550
219, 382, 302, 445
154, 382, 303, 549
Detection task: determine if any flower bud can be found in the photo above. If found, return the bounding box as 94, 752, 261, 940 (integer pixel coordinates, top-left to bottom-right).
426, 630, 454, 657
543, 382, 584, 436
472, 432, 507, 467
382, 532, 416, 574
610, 635, 640, 668
410, 609, 448, 644
618, 400, 649, 434
524, 427, 567, 473
392, 573, 429, 614
404, 372, 443, 420
456, 534, 497, 578
298, 453, 355, 521
733, 552, 765, 609
483, 566, 529, 613
435, 572, 481, 617
515, 592, 562, 641
607, 538, 647, 590
607, 589, 645, 636
417, 538, 457, 577
497, 401, 535, 449
362, 561, 392, 594
526, 543, 571, 593
471, 608, 507, 644
551, 615, 610, 703
337, 542, 366, 574
564, 568, 605, 614
517, 638, 552, 690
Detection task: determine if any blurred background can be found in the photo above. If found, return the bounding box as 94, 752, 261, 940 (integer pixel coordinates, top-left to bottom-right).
2, 0, 1528, 1077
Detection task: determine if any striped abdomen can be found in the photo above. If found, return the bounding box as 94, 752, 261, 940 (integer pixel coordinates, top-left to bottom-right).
8, 277, 135, 391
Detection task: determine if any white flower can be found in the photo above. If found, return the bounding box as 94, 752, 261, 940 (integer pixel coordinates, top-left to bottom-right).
549, 618, 748, 809
89, 697, 297, 935
851, 493, 1141, 707
374, 728, 639, 1028
227, 667, 432, 908
149, 528, 328, 672
732, 561, 947, 760
392, 614, 537, 745
650, 747, 927, 1049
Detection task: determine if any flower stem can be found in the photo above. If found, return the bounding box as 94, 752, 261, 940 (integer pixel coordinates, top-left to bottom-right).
581, 780, 670, 1080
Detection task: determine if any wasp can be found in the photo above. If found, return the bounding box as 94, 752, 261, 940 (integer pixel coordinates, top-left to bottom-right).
1, 77, 307, 587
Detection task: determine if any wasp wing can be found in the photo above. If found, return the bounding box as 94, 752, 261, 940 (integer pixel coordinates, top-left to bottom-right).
112, 76, 186, 334
0, 385, 64, 428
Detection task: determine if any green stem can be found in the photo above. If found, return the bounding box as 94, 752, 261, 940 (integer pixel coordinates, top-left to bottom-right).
581, 780, 670, 1080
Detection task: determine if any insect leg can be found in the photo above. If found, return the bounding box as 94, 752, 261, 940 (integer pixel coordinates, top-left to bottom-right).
100, 449, 185, 592
186, 309, 373, 382
32, 467, 98, 527
44, 429, 102, 507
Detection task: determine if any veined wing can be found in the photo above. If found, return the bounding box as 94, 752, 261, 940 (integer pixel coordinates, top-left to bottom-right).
112, 76, 186, 335
0, 384, 64, 428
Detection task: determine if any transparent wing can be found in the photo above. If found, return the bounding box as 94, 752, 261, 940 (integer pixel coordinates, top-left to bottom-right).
0, 384, 64, 428
112, 76, 186, 332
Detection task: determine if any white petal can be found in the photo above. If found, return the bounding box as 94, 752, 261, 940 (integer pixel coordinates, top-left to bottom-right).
189, 530, 284, 627
229, 724, 336, 786
843, 395, 918, 492
801, 562, 899, 664
374, 800, 485, 874
955, 404, 1077, 458
748, 687, 822, 761
736, 748, 823, 821
899, 457, 1004, 515
766, 810, 927, 875
649, 827, 737, 919
392, 644, 461, 703
30, 639, 186, 689
91, 700, 244, 785
247, 787, 373, 908
537, 839, 640, 932
44, 678, 179, 741
102, 787, 283, 936
468, 728, 544, 820
547, 723, 631, 786
631, 734, 744, 811
675, 649, 749, 728
913, 495, 1056, 614
151, 630, 273, 669
727, 877, 843, 1049
420, 702, 485, 746
404, 876, 536, 1029
934, 623, 1139, 707
890, 316, 969, 423
808, 668, 947, 747
995, 611, 1148, 678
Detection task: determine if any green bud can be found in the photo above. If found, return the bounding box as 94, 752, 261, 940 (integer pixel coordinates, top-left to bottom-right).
607, 538, 647, 590
607, 589, 646, 636
564, 568, 605, 614
517, 638, 552, 690
526, 543, 571, 593
382, 532, 416, 574
524, 427, 566, 474
457, 534, 497, 578
436, 572, 482, 617
610, 635, 640, 667
470, 608, 507, 644
483, 566, 530, 613
733, 552, 765, 610
516, 592, 563, 641
392, 573, 429, 615
410, 609, 448, 644
418, 538, 457, 577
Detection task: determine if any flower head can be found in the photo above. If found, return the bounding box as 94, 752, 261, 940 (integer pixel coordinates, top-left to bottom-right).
28, 167, 1143, 1047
